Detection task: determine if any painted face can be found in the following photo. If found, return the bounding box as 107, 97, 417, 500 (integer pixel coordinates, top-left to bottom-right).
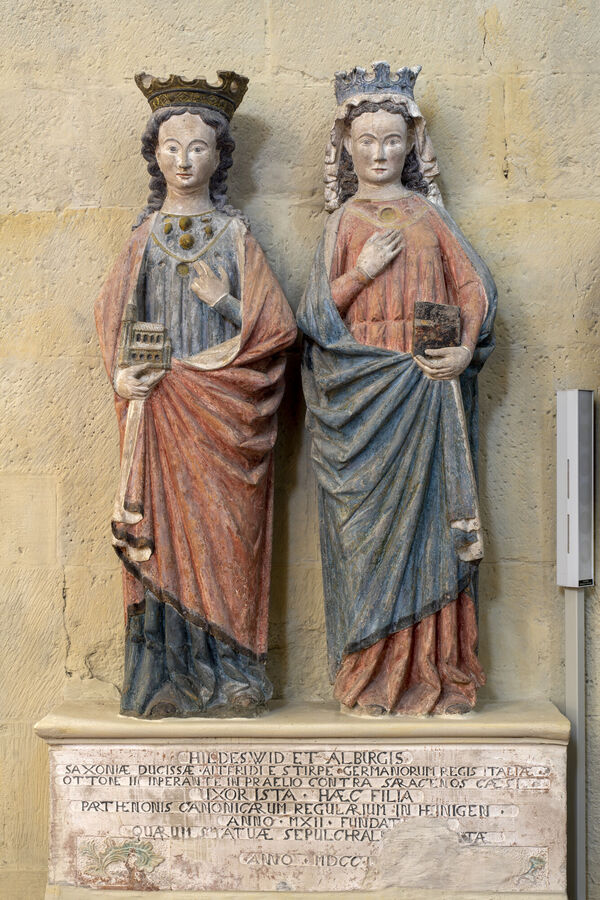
155, 112, 219, 193
345, 110, 412, 189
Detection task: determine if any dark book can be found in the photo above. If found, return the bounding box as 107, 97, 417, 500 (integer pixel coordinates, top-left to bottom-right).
412, 301, 461, 356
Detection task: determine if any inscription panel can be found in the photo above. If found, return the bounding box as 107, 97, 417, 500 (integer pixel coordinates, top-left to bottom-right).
48, 741, 565, 893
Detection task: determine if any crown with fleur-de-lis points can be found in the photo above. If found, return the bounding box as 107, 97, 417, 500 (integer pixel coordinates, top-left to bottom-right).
334, 61, 421, 105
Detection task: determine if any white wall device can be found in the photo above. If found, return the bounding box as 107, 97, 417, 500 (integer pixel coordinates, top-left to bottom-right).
556, 389, 594, 588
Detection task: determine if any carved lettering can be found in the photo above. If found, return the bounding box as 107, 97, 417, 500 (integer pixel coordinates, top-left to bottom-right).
47, 741, 564, 893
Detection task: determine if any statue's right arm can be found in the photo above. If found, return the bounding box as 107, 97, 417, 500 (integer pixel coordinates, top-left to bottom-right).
330, 230, 403, 315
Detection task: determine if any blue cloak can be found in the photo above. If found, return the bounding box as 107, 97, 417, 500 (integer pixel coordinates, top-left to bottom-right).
297, 202, 497, 680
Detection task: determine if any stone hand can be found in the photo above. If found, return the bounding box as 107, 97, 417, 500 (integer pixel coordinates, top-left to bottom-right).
356, 229, 404, 280
191, 261, 231, 307
414, 345, 472, 381
114, 364, 166, 400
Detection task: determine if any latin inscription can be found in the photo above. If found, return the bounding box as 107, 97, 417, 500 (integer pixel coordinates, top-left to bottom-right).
48, 742, 565, 893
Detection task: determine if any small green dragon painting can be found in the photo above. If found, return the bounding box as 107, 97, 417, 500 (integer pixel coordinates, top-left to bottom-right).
80, 838, 165, 889
515, 855, 546, 886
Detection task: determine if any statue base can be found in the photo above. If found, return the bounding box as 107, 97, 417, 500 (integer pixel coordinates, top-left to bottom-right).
35, 700, 568, 896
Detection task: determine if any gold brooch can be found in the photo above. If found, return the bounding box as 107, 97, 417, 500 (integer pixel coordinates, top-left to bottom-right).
377, 207, 398, 224
150, 219, 233, 275
179, 233, 195, 250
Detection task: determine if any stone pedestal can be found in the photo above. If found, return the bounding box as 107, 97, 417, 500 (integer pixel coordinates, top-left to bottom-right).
35, 700, 568, 898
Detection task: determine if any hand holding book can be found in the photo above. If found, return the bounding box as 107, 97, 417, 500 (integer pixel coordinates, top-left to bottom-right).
414, 345, 472, 380
412, 300, 472, 380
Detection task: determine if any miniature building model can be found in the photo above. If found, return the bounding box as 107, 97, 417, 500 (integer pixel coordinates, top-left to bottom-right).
118, 304, 172, 369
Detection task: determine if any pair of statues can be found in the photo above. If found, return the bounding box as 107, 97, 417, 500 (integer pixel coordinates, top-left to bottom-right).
95, 64, 496, 720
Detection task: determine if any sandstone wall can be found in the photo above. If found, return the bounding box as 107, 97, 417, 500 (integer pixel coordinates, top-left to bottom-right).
1, 1, 599, 895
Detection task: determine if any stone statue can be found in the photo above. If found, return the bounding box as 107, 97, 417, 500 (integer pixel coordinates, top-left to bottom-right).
95, 73, 296, 718
297, 63, 497, 716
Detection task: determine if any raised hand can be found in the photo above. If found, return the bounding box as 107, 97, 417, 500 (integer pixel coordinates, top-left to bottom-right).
414, 345, 472, 381
114, 363, 166, 400
356, 228, 404, 280
191, 261, 231, 307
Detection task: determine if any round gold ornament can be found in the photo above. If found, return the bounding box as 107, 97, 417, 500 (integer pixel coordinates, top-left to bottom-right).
179, 216, 193, 231
163, 221, 173, 234
378, 207, 398, 224
179, 233, 195, 250
176, 262, 190, 276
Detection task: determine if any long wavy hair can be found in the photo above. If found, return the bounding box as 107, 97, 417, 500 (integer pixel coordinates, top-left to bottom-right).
133, 106, 245, 229
338, 100, 429, 206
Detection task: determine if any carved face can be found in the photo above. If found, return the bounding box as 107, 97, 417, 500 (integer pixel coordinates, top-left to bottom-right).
345, 110, 413, 189
155, 112, 219, 194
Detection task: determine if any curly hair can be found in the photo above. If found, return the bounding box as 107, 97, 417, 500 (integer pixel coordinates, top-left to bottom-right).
337, 99, 429, 206
133, 106, 246, 229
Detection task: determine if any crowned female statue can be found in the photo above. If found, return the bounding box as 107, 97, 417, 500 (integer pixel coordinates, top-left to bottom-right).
95, 72, 296, 718
297, 63, 497, 716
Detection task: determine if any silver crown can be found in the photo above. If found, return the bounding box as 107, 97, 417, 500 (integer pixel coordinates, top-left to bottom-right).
334, 61, 421, 105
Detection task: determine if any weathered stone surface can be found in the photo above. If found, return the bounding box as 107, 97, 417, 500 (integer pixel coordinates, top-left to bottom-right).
477, 562, 563, 707
419, 73, 509, 208
268, 578, 331, 703
38, 884, 572, 900
504, 73, 600, 201
451, 200, 600, 352
0, 90, 144, 215
0, 0, 268, 88
0, 567, 66, 719
587, 714, 600, 900
471, 2, 600, 76
270, 1, 493, 78
476, 342, 600, 569
59, 466, 119, 570
0, 724, 52, 868
240, 196, 325, 310
0, 209, 137, 357
270, 0, 600, 79
62, 566, 124, 690
0, 870, 47, 900
586, 594, 600, 719
38, 701, 567, 895
0, 360, 115, 471
229, 81, 334, 203
0, 474, 57, 566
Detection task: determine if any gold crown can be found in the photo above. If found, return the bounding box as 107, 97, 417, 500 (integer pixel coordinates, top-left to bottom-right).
135, 71, 249, 120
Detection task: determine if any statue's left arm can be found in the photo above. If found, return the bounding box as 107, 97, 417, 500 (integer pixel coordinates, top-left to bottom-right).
191, 259, 242, 326
415, 206, 496, 381
432, 211, 489, 356
189, 227, 296, 354
430, 203, 497, 376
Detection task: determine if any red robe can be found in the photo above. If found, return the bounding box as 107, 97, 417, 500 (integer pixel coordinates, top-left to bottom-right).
329, 196, 488, 715
95, 214, 296, 662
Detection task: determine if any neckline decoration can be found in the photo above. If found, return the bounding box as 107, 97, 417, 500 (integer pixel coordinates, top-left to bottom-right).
161, 209, 215, 218
151, 217, 232, 275
347, 198, 425, 232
